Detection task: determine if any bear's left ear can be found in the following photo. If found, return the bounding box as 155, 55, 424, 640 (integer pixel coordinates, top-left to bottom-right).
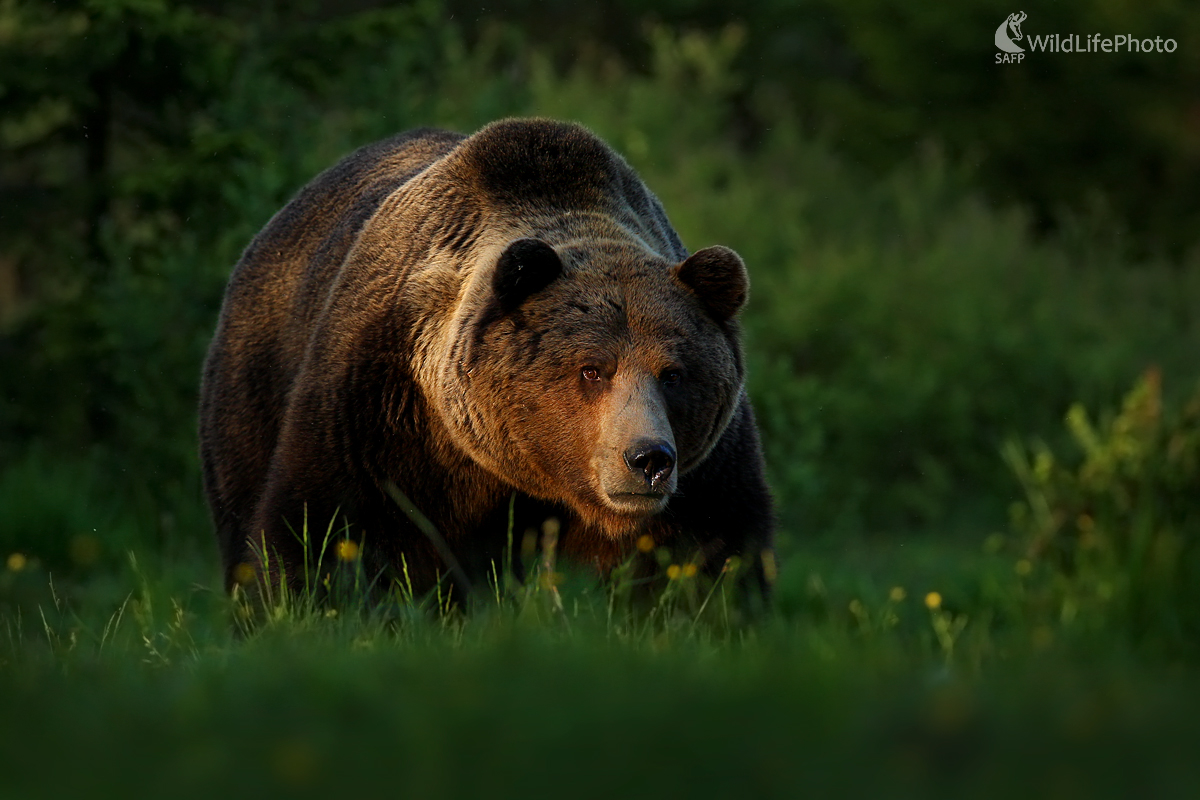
493, 238, 563, 312
673, 245, 748, 321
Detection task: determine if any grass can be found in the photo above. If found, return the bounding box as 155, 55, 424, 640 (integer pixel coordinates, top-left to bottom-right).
3, 524, 1200, 799
5, 630, 1199, 798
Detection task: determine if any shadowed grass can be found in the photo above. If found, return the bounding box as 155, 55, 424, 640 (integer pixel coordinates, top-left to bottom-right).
4, 536, 1200, 799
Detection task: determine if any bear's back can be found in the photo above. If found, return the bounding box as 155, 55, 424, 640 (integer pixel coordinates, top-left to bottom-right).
226, 127, 465, 340
441, 119, 687, 261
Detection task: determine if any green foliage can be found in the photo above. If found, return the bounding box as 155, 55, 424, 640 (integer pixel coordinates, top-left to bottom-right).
1006, 371, 1200, 648
788, 0, 1200, 255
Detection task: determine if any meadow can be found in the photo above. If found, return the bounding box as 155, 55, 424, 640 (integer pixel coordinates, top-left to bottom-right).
2, 6, 1199, 797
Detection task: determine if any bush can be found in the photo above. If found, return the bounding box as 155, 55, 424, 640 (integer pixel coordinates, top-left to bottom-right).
1006, 370, 1200, 650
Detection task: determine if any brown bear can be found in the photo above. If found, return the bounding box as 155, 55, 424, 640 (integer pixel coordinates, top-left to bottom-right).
199, 118, 774, 602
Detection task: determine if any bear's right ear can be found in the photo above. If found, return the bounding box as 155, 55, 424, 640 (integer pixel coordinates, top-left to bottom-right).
493, 238, 563, 312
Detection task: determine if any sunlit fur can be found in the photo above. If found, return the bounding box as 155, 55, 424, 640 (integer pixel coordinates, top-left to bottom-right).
200, 119, 774, 598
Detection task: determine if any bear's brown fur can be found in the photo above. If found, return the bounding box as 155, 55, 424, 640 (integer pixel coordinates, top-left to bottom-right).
200, 118, 774, 599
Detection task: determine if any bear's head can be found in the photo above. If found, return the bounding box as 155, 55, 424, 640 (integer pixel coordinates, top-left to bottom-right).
438, 236, 748, 535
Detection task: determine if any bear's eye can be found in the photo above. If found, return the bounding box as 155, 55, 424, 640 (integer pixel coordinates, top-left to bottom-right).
661, 369, 684, 386
581, 367, 602, 382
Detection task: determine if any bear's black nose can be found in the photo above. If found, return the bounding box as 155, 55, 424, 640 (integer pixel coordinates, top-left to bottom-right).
623, 440, 676, 491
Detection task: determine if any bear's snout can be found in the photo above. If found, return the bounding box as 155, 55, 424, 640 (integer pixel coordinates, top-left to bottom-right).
594, 373, 678, 515
623, 439, 676, 492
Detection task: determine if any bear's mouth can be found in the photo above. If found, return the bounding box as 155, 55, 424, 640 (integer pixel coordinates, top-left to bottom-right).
606, 491, 669, 514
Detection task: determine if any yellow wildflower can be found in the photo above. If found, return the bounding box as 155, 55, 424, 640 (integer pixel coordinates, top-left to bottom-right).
538, 571, 565, 589
636, 534, 655, 553
69, 534, 101, 566
6, 552, 26, 572
925, 591, 943, 610
666, 564, 681, 580
232, 562, 257, 585
336, 539, 360, 561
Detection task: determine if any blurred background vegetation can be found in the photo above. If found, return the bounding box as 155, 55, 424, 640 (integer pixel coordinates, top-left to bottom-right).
1, 0, 1197, 612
